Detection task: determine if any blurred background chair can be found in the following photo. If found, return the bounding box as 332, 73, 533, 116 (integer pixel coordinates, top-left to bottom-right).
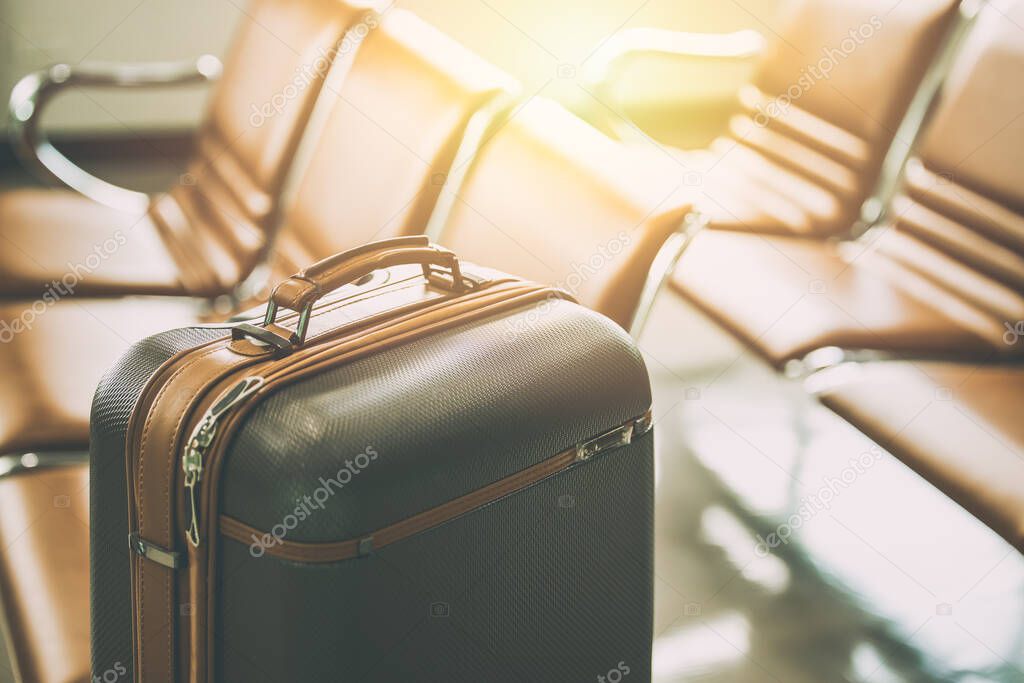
0, 458, 89, 683
432, 97, 692, 330
813, 362, 1024, 552
0, 6, 519, 461
0, 0, 381, 301
270, 9, 518, 276
586, 0, 976, 238
671, 0, 1024, 372
802, 0, 1024, 557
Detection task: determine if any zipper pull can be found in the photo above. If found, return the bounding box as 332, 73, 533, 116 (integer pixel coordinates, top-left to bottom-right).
183, 376, 264, 547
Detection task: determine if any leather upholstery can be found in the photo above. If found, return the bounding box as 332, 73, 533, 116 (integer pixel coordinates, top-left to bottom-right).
0, 190, 183, 297
673, 1, 1024, 364
818, 362, 1024, 551
0, 298, 199, 454
435, 98, 692, 329
672, 230, 1006, 366
0, 464, 89, 683
0, 0, 375, 299
689, 0, 962, 236
276, 10, 516, 274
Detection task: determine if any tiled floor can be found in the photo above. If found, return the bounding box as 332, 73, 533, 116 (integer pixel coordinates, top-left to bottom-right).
1, 166, 1022, 682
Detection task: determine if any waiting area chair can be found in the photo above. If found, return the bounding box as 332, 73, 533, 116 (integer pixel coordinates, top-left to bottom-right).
0, 0, 380, 299
589, 0, 975, 237
813, 362, 1024, 552
669, 0, 1024, 562
271, 9, 517, 274
671, 0, 1024, 369
0, 7, 517, 460
0, 459, 89, 683
432, 97, 692, 330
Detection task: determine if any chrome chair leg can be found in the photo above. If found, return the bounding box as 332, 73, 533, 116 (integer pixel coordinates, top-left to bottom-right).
628, 210, 707, 340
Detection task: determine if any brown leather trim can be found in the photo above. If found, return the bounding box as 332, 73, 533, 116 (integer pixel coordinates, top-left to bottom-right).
130, 346, 265, 683
217, 437, 579, 562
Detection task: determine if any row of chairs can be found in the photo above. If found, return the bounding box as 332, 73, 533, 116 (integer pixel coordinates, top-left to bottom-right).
0, 0, 1021, 680
0, 2, 691, 681
670, 0, 1024, 552
591, 0, 1024, 551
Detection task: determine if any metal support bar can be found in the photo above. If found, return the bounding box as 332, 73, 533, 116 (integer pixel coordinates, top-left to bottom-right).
628, 210, 707, 340
8, 56, 222, 212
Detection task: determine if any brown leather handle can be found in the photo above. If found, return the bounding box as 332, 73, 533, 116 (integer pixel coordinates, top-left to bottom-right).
255, 236, 467, 349
271, 236, 463, 311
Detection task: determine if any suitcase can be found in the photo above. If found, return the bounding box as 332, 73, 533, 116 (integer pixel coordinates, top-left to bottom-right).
90, 236, 654, 682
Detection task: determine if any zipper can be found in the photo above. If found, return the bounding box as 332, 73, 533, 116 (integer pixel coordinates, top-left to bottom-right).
218, 410, 653, 564
183, 376, 265, 547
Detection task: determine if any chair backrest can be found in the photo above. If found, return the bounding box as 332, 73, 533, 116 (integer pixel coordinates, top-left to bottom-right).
149, 0, 378, 294
872, 0, 1024, 346
737, 0, 964, 211
274, 9, 517, 274
433, 98, 691, 329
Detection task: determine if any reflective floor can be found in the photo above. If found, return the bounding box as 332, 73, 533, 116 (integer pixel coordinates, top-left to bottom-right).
644, 293, 1024, 683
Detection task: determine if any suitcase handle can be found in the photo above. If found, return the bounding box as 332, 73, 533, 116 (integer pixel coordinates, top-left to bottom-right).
261, 236, 469, 348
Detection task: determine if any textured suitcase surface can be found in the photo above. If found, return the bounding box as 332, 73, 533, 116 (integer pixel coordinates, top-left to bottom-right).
90, 237, 654, 682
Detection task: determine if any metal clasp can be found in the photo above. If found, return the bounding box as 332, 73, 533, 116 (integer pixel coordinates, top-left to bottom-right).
574, 410, 653, 462
129, 533, 185, 570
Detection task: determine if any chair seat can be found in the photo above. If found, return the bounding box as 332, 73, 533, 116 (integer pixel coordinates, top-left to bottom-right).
0, 189, 186, 298
675, 141, 854, 237
0, 298, 199, 453
817, 362, 1024, 551
0, 463, 90, 683
670, 230, 1006, 366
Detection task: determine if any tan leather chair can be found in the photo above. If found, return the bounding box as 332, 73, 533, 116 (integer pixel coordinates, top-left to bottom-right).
0, 0, 380, 300
0, 9, 517, 458
0, 296, 197, 683
0, 460, 89, 683
671, 0, 1024, 368
432, 97, 692, 330
0, 299, 200, 455
812, 361, 1024, 552
592, 0, 970, 237
271, 8, 518, 276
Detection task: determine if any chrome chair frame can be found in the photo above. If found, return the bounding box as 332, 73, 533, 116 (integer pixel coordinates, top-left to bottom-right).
8, 56, 223, 213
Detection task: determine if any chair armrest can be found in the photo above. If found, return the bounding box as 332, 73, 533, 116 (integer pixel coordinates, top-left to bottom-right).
8, 56, 222, 212
581, 27, 765, 144
584, 27, 765, 84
